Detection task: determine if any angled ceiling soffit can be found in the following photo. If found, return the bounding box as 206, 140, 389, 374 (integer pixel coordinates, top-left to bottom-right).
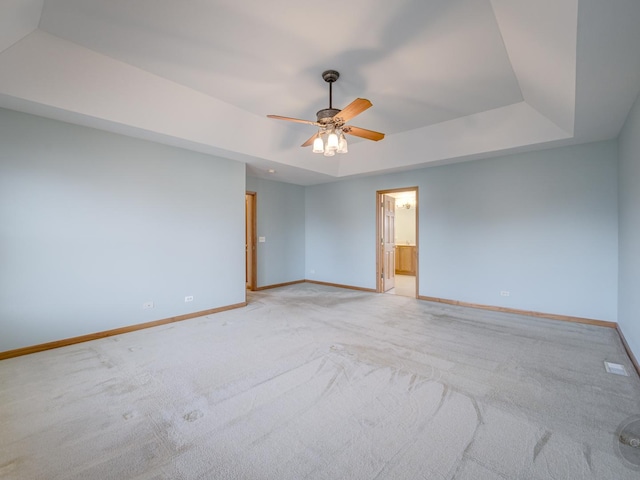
490, 0, 577, 135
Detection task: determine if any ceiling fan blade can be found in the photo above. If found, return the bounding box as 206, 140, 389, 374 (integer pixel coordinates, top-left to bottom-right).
333, 98, 372, 123
267, 115, 318, 126
343, 125, 385, 141
301, 132, 319, 147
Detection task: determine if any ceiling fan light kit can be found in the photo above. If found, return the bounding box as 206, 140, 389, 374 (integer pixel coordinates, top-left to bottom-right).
267, 70, 384, 156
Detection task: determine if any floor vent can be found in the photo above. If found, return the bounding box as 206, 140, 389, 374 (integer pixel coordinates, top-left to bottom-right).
605, 361, 629, 376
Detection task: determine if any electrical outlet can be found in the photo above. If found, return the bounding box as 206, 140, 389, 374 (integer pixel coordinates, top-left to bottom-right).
185, 296, 194, 302
143, 301, 154, 309
500, 291, 510, 297
310, 269, 315, 274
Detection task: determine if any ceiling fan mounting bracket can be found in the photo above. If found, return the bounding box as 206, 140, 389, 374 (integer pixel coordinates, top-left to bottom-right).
322, 70, 340, 83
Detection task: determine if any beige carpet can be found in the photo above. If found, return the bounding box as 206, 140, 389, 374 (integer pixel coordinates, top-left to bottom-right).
1, 283, 639, 479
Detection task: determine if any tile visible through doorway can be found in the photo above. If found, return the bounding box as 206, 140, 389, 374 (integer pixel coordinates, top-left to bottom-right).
387, 274, 415, 297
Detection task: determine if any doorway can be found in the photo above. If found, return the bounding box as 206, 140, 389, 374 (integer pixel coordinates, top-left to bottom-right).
376, 188, 418, 298
245, 192, 257, 291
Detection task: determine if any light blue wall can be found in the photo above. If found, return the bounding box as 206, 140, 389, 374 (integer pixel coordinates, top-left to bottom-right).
0, 108, 246, 352
618, 92, 640, 360
246, 177, 305, 287
0, 106, 625, 353
306, 141, 619, 321
305, 177, 381, 288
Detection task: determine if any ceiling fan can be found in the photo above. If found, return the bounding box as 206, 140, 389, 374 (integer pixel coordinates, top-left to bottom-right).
267, 70, 385, 156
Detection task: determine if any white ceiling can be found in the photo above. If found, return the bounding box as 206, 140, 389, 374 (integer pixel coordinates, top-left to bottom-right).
1, 0, 640, 185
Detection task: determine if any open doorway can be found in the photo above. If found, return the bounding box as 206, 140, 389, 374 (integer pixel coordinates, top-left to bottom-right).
376, 188, 418, 298
245, 192, 257, 291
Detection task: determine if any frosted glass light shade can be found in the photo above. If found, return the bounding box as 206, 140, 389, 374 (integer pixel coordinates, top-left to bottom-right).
312, 136, 324, 153
337, 133, 348, 153
326, 132, 339, 150
323, 148, 335, 157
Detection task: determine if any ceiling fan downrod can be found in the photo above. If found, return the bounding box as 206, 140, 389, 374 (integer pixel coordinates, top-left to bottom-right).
318, 70, 341, 124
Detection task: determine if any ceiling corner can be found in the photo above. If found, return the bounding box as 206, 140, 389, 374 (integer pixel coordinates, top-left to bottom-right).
0, 0, 44, 53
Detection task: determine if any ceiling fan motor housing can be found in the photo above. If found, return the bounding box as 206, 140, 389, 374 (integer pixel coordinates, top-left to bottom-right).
316, 108, 341, 124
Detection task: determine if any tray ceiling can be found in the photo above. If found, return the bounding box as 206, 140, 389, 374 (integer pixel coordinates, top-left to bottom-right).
1, 0, 639, 185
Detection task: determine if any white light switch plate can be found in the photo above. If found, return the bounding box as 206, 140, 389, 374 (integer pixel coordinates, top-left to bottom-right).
259, 237, 266, 242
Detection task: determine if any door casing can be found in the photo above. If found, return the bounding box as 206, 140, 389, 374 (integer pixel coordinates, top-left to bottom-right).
245, 192, 257, 291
